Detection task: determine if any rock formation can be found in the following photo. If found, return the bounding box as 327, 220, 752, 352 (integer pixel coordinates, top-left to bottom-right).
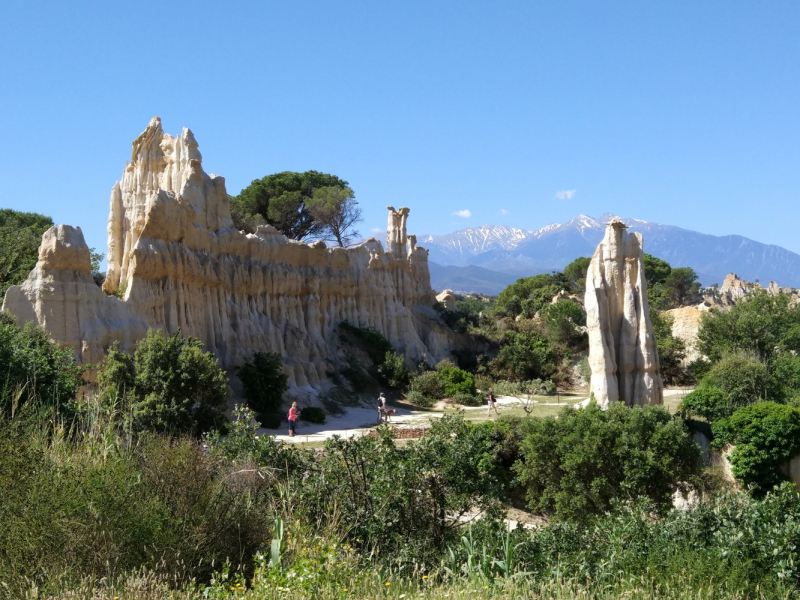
665, 306, 704, 364
435, 289, 457, 311
2, 117, 458, 391
585, 218, 663, 407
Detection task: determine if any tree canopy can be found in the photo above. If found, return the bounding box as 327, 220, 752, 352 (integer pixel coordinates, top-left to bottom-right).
229, 171, 362, 245
0, 209, 53, 297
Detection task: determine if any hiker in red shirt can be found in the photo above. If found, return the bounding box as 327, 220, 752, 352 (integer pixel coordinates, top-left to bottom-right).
288, 401, 298, 437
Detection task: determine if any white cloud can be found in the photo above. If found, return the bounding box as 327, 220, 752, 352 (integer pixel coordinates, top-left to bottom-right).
370, 227, 382, 233
499, 208, 509, 215
555, 189, 577, 200
452, 209, 472, 218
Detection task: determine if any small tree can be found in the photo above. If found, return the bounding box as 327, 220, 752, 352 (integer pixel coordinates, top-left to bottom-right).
377, 350, 408, 388
515, 401, 703, 521
308, 186, 362, 247
237, 351, 288, 416
98, 329, 228, 436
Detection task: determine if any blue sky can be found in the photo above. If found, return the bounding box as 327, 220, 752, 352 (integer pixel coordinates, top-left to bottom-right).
1, 0, 798, 259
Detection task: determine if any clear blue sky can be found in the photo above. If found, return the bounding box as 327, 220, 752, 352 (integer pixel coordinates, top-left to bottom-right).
1, 0, 798, 260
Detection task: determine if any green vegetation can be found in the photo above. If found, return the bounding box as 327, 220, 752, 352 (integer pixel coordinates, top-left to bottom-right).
0, 208, 53, 297
299, 405, 326, 424
713, 402, 800, 494
515, 401, 703, 521
377, 350, 408, 388
0, 312, 83, 413
229, 171, 362, 245
98, 329, 228, 436
237, 350, 289, 418
338, 321, 393, 364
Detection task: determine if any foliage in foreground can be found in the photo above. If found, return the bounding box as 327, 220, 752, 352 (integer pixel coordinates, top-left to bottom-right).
515, 401, 703, 521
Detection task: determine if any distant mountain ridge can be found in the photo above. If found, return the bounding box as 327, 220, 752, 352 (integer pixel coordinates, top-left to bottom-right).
421, 214, 800, 291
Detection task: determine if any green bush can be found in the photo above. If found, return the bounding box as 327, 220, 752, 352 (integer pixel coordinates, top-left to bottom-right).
300, 406, 326, 424
702, 352, 769, 408
698, 291, 800, 364
452, 391, 483, 406
541, 300, 586, 345
713, 402, 800, 494
410, 370, 443, 397
437, 364, 476, 397
769, 351, 800, 403
337, 321, 393, 364
515, 401, 703, 521
491, 330, 557, 381
0, 409, 272, 596
0, 314, 83, 412
679, 385, 732, 422
237, 351, 288, 415
341, 366, 369, 392
377, 350, 408, 388
97, 329, 227, 436
651, 309, 688, 385
405, 390, 436, 407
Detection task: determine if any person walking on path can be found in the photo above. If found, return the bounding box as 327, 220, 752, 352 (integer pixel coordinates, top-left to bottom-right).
377, 392, 387, 423
487, 388, 500, 417
288, 401, 298, 437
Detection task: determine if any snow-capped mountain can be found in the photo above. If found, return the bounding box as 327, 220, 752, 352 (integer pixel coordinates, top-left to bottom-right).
421, 214, 800, 289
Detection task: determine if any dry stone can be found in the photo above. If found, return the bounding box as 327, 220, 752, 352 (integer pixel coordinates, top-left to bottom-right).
585, 217, 663, 407
2, 117, 458, 392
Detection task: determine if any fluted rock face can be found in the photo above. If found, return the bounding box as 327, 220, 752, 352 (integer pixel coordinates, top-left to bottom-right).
585, 218, 663, 407
2, 118, 456, 390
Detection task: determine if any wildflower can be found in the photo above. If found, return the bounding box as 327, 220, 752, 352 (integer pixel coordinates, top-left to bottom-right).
385, 582, 391, 586
422, 575, 428, 580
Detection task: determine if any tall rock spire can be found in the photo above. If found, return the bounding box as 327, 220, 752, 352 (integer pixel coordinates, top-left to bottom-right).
584, 217, 663, 407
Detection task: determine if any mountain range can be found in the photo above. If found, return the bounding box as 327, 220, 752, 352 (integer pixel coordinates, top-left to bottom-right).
421, 214, 800, 295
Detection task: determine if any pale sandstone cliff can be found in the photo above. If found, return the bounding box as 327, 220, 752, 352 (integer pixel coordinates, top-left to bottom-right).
2, 117, 457, 391
665, 306, 704, 364
585, 218, 663, 407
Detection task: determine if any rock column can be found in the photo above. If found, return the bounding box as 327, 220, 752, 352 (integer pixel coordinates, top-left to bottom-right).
584, 218, 663, 407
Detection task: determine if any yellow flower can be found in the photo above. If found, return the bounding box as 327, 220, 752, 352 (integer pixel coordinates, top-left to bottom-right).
422, 575, 428, 579
385, 582, 391, 586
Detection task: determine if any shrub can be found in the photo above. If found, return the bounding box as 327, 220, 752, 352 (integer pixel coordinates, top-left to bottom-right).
702, 352, 769, 408
377, 350, 408, 388
515, 401, 703, 521
0, 314, 83, 412
341, 366, 369, 392
405, 390, 436, 407
300, 406, 326, 424
679, 385, 733, 422
698, 291, 800, 363
97, 329, 227, 436
437, 364, 476, 397
409, 370, 443, 398
337, 321, 393, 363
237, 351, 288, 415
769, 351, 800, 403
491, 330, 557, 381
541, 300, 586, 345
452, 391, 483, 406
257, 412, 283, 429
712, 402, 800, 494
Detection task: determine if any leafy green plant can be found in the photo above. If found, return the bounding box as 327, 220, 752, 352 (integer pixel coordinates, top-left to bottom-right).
679, 385, 732, 422
0, 314, 83, 413
541, 300, 586, 345
377, 350, 408, 388
491, 330, 557, 381
515, 401, 703, 521
337, 321, 393, 364
712, 402, 800, 494
701, 351, 769, 408
97, 329, 227, 436
437, 364, 477, 397
300, 406, 326, 424
237, 351, 288, 415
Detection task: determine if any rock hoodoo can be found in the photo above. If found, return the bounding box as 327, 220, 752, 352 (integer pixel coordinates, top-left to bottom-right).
585, 218, 663, 407
2, 117, 457, 391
